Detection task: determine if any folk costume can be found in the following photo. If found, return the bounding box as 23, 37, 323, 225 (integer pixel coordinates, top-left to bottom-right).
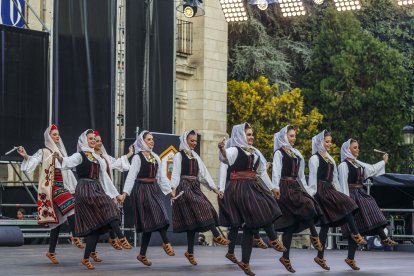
123, 130, 175, 266
171, 130, 230, 265
272, 125, 323, 273
21, 124, 77, 264
338, 139, 397, 270
219, 123, 283, 276
61, 130, 121, 269
93, 130, 132, 251
309, 130, 365, 270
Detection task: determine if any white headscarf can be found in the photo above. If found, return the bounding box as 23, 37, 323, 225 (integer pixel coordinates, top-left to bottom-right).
228, 123, 268, 168
312, 130, 335, 163
77, 129, 95, 153
341, 138, 356, 162
44, 125, 68, 157
133, 130, 152, 153
274, 125, 304, 160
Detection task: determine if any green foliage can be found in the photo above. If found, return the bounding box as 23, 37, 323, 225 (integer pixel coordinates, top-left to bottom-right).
302, 6, 409, 171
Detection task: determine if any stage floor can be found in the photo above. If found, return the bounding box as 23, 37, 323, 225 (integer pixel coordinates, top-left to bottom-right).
1, 244, 413, 275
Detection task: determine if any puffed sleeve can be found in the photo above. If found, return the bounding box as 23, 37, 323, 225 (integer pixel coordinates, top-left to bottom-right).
332, 161, 342, 192
21, 149, 43, 173
297, 156, 312, 195
154, 154, 172, 195
170, 152, 182, 189
359, 160, 386, 179
272, 150, 283, 189
123, 155, 141, 196
256, 154, 274, 190
222, 147, 239, 166
61, 153, 83, 170
197, 156, 217, 191
108, 155, 131, 172
338, 162, 350, 196
307, 155, 319, 196
218, 162, 228, 192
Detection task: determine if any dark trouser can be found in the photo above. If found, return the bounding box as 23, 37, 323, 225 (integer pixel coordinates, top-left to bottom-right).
139, 229, 169, 256
49, 214, 76, 253
283, 219, 318, 259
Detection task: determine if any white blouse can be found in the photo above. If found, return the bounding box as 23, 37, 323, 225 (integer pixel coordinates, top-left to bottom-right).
170, 152, 216, 191
61, 152, 120, 199
338, 160, 385, 196
272, 150, 312, 195
221, 147, 274, 191
123, 154, 172, 196
308, 154, 341, 196
21, 149, 78, 194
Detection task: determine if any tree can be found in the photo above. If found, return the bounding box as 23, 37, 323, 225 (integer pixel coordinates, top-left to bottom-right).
227, 76, 328, 162
302, 6, 409, 171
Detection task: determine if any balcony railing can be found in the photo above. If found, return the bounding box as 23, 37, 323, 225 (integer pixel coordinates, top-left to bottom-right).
176, 19, 193, 56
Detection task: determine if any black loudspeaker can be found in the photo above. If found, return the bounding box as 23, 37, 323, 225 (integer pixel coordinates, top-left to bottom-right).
0, 226, 24, 246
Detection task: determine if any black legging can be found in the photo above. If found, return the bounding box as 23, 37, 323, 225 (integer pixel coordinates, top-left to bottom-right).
84, 231, 100, 259
347, 226, 387, 260
241, 228, 255, 264
139, 229, 170, 256
283, 219, 318, 259
227, 227, 269, 254
49, 214, 76, 253
109, 220, 125, 239
318, 214, 358, 258
187, 225, 220, 254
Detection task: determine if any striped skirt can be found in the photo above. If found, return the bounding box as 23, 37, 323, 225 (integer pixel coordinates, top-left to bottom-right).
52, 181, 75, 216
131, 179, 169, 233
314, 180, 358, 227
275, 177, 322, 233
218, 180, 235, 227
172, 176, 218, 233
74, 178, 119, 237
225, 172, 282, 229
341, 185, 387, 237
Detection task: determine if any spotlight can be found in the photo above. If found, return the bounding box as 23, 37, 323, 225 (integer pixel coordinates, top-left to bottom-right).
333, 0, 361, 11
176, 0, 205, 18
279, 0, 306, 17
257, 0, 269, 11
220, 0, 248, 22
397, 0, 414, 6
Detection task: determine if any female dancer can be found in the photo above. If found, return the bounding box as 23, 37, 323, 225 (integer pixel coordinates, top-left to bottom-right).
272, 125, 323, 273
55, 129, 123, 269
94, 130, 133, 250
309, 130, 366, 271
18, 124, 80, 264
119, 130, 176, 266
171, 130, 230, 265
338, 138, 397, 270
218, 123, 284, 276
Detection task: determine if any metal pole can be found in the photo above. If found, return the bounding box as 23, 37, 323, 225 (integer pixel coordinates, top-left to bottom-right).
142, 0, 152, 130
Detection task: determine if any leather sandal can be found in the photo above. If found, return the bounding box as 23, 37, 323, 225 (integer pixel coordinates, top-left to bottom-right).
310, 236, 323, 251
345, 258, 360, 270
213, 235, 231, 245
81, 258, 95, 270
225, 252, 238, 264
162, 243, 175, 256
71, 237, 85, 249
279, 256, 296, 273
90, 251, 102, 262
237, 261, 256, 276
254, 238, 268, 249
269, 239, 287, 252
381, 238, 398, 246
119, 237, 133, 249
108, 238, 123, 250
137, 254, 152, 266
351, 233, 367, 245
314, 256, 330, 270
46, 252, 59, 264
184, 251, 197, 265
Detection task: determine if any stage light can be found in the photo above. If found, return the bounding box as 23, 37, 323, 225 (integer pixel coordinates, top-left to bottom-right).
257, 0, 269, 11
333, 0, 361, 12
397, 0, 414, 6
279, 0, 306, 17
313, 0, 324, 4
176, 0, 205, 18
220, 0, 248, 22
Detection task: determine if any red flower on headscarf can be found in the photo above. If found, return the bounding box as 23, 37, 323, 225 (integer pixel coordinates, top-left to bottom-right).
51, 124, 58, 131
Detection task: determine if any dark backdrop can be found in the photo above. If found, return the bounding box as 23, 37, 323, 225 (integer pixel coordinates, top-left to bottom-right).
0, 25, 48, 160
53, 0, 116, 154
124, 0, 174, 138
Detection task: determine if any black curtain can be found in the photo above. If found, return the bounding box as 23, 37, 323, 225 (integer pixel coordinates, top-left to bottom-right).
53, 0, 116, 154
0, 25, 48, 160
125, 0, 174, 140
